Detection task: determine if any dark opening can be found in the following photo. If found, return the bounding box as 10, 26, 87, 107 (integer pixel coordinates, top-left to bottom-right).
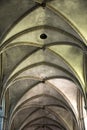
40, 34, 47, 39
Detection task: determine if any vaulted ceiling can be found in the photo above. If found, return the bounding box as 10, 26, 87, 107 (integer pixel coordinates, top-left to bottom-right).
0, 0, 87, 130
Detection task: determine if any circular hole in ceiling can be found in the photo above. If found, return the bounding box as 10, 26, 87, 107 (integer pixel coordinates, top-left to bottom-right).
40, 33, 47, 39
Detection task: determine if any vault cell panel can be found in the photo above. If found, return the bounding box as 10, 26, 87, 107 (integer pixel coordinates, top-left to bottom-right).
15, 107, 70, 130
12, 107, 37, 130
3, 28, 81, 49
48, 106, 73, 130
9, 79, 39, 111
3, 49, 74, 100
2, 6, 82, 44
0, 0, 35, 40
2, 45, 38, 81
48, 45, 85, 91
13, 82, 68, 112
22, 96, 66, 109
20, 109, 59, 126
7, 48, 73, 84
48, 0, 87, 43
17, 65, 70, 79
8, 50, 45, 79
48, 78, 78, 116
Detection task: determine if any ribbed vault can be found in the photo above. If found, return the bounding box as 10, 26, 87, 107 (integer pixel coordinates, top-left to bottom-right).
0, 0, 87, 130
